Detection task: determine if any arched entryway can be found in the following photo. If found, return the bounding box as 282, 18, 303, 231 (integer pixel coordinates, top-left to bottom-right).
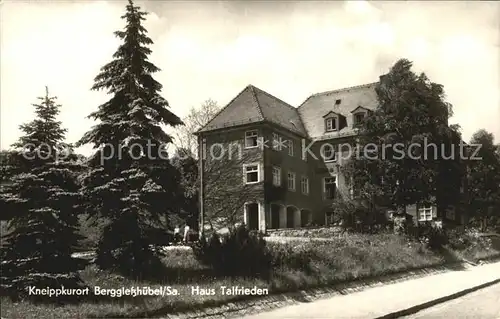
270, 203, 283, 229
245, 202, 259, 230
300, 209, 312, 227
286, 206, 299, 228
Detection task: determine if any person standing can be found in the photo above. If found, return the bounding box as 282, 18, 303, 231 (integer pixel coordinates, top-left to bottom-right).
183, 224, 190, 243
173, 225, 180, 244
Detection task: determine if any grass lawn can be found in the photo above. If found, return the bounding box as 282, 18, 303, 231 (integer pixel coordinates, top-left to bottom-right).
2, 232, 499, 318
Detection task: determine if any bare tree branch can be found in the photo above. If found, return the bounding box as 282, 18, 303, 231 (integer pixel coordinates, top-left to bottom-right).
173, 99, 221, 157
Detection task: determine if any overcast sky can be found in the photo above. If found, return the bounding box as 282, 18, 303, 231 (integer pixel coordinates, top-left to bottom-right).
1, 0, 499, 155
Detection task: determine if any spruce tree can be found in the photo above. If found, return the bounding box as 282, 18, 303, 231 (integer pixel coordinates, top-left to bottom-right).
0, 87, 86, 301
76, 0, 182, 277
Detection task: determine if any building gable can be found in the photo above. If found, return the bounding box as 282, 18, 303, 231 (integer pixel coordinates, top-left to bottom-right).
350, 106, 372, 114
197, 85, 264, 134
197, 85, 307, 137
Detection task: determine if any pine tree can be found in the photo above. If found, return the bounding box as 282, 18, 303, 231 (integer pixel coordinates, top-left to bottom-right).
0, 87, 86, 301
76, 0, 182, 277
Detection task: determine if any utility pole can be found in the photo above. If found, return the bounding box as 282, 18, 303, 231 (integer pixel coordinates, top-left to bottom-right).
198, 135, 205, 238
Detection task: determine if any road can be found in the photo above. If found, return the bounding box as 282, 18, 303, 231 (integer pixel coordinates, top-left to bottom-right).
402, 283, 500, 319
240, 262, 500, 319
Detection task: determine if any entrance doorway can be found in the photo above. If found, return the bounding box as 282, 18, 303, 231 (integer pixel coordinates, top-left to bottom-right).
286, 206, 297, 228
246, 203, 259, 230
271, 204, 281, 229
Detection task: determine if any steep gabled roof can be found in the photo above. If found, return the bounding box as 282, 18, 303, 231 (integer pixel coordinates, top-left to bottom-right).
251, 86, 306, 136
351, 105, 372, 113
196, 85, 264, 134
323, 111, 343, 118
298, 83, 379, 138
197, 85, 307, 136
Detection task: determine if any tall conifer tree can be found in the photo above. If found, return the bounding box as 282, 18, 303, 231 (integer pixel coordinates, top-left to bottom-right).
76, 0, 182, 276
0, 87, 85, 300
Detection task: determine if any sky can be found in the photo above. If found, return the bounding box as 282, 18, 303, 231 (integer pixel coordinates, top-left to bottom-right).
1, 0, 499, 156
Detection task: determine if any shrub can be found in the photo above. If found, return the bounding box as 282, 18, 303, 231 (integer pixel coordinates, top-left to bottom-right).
406, 224, 447, 250
268, 242, 314, 270
193, 225, 272, 278
446, 228, 473, 250
447, 228, 499, 260
331, 196, 390, 233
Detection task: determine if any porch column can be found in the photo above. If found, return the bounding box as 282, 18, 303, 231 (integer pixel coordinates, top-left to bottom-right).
258, 202, 266, 233
243, 203, 248, 226
264, 203, 271, 229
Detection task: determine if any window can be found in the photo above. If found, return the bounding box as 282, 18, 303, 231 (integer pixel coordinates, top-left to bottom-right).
354, 113, 365, 126
349, 177, 359, 199
301, 176, 309, 195
322, 145, 336, 162
243, 163, 260, 184
245, 130, 258, 148
324, 176, 337, 199
335, 99, 341, 105
287, 172, 296, 191
446, 208, 456, 220
387, 210, 395, 220
325, 118, 336, 131
272, 166, 281, 186
272, 133, 282, 151
418, 205, 433, 221
325, 212, 335, 225
288, 140, 294, 156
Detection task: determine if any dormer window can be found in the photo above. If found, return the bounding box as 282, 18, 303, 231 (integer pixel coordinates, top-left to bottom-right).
325, 117, 337, 131
351, 106, 371, 128
354, 113, 365, 126
323, 111, 341, 132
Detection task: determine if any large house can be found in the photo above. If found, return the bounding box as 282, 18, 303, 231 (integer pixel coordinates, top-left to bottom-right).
195, 81, 467, 233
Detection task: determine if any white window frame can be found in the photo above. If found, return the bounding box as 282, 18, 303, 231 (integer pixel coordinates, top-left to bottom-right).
245, 130, 259, 149
418, 205, 433, 221
301, 176, 309, 195
323, 145, 337, 162
287, 171, 296, 191
243, 163, 260, 184
272, 166, 281, 186
387, 210, 395, 220
272, 133, 282, 151
288, 139, 294, 156
325, 117, 337, 132
323, 176, 337, 199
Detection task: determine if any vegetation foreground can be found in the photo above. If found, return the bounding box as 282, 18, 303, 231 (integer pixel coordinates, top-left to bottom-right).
2, 230, 499, 319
